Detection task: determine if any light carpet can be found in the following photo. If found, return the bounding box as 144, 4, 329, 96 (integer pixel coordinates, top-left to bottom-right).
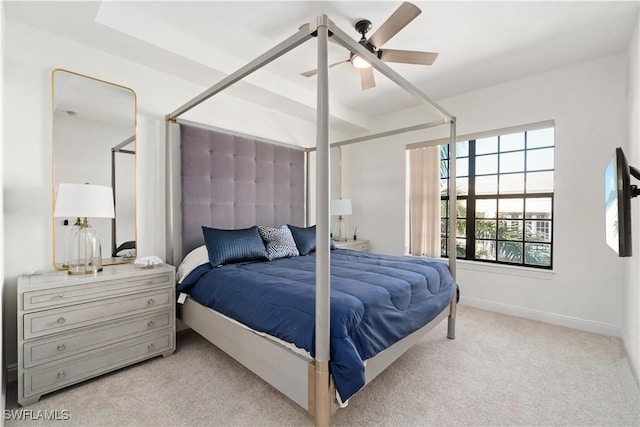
6, 305, 639, 426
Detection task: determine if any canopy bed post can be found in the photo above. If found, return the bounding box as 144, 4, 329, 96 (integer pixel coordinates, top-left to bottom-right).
324, 25, 459, 342
165, 26, 313, 121
163, 21, 315, 264
165, 119, 182, 267
314, 15, 332, 427
111, 135, 135, 255
447, 120, 457, 340
327, 120, 449, 148
305, 149, 312, 227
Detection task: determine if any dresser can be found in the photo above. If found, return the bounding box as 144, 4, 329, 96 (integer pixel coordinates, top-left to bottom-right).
17, 263, 175, 406
333, 239, 370, 252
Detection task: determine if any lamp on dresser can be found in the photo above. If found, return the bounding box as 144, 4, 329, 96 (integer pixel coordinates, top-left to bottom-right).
54, 183, 115, 274
331, 198, 352, 242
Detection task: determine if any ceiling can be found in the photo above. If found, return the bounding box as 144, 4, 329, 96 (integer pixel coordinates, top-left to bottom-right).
4, 1, 639, 135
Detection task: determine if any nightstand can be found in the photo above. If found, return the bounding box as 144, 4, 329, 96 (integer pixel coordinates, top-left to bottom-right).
333, 239, 370, 252
17, 263, 176, 406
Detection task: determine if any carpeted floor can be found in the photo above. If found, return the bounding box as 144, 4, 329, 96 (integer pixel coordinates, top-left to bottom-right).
6, 305, 639, 426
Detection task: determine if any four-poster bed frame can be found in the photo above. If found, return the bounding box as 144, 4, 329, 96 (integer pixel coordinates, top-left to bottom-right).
111, 135, 135, 256
165, 15, 457, 426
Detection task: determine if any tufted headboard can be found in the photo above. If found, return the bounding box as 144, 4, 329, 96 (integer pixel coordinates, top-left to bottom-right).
175, 124, 305, 260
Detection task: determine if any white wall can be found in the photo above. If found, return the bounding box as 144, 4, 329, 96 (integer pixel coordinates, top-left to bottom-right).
1, 19, 321, 371
624, 12, 640, 383
1, 0, 6, 417
344, 54, 628, 337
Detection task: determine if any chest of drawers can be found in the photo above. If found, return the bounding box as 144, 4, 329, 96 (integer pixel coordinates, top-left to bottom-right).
17, 263, 176, 406
333, 239, 370, 252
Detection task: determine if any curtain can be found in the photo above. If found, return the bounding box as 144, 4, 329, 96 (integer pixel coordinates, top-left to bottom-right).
408, 145, 441, 257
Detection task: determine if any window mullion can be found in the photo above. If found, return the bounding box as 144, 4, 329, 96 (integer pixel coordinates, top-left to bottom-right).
466, 140, 476, 260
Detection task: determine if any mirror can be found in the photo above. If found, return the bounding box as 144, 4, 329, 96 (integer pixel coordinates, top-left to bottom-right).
52, 69, 137, 269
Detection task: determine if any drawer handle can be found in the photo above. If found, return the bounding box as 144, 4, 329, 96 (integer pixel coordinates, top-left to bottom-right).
56, 317, 66, 325
52, 294, 64, 300
145, 280, 154, 285
57, 370, 65, 380
147, 320, 155, 328
57, 344, 66, 352
147, 343, 155, 351
147, 298, 155, 306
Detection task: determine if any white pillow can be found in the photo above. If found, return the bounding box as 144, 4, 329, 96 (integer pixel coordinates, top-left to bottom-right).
116, 248, 136, 259
176, 245, 209, 284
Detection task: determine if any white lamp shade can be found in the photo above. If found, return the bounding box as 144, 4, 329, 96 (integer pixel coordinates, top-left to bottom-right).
54, 183, 115, 219
331, 199, 352, 216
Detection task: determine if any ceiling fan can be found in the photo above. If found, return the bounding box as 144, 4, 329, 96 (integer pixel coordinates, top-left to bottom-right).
300, 2, 439, 90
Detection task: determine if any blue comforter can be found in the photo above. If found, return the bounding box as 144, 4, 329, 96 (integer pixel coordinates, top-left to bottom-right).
177, 249, 455, 401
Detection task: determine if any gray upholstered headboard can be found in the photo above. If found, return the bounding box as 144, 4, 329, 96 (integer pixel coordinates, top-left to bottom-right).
176, 124, 305, 260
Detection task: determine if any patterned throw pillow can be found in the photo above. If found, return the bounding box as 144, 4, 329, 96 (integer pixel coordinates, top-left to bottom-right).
258, 225, 300, 260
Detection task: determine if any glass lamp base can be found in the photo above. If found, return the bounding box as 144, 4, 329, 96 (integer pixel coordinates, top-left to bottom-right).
66, 219, 103, 275
67, 265, 103, 275
333, 217, 349, 242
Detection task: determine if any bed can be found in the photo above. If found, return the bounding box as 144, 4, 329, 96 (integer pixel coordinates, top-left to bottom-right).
177, 241, 455, 403
165, 14, 458, 426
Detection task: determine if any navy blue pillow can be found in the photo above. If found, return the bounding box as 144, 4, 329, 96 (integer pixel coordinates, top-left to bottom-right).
287, 225, 335, 256
202, 226, 269, 267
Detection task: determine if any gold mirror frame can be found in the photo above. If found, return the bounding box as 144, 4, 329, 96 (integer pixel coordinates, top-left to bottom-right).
51, 69, 137, 270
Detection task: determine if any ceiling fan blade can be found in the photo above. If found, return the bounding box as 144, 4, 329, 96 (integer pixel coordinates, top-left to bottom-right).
360, 67, 376, 90
379, 49, 438, 65
300, 60, 348, 77
300, 68, 320, 78
368, 2, 421, 49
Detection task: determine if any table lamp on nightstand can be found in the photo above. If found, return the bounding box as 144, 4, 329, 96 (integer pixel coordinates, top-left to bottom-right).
331, 198, 352, 242
54, 183, 115, 275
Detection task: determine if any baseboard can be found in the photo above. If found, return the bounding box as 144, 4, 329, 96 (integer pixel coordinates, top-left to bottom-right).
461, 296, 622, 338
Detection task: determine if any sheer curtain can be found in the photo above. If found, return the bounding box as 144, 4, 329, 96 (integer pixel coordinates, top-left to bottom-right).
408, 145, 441, 257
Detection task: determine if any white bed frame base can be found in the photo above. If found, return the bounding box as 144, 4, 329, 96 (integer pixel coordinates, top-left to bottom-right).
166, 14, 458, 426
178, 296, 450, 414
179, 297, 311, 409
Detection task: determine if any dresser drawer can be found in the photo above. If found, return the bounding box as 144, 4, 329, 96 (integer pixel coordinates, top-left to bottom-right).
335, 241, 369, 251
348, 243, 369, 251
24, 308, 174, 368
23, 330, 174, 399
23, 288, 173, 340
22, 271, 173, 311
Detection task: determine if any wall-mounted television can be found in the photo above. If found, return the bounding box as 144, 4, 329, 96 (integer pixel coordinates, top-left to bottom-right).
605, 147, 640, 257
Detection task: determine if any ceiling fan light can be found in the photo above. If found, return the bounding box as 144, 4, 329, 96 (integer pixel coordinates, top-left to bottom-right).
351, 55, 371, 69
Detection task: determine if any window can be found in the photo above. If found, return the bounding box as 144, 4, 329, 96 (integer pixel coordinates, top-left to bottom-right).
440, 126, 554, 269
